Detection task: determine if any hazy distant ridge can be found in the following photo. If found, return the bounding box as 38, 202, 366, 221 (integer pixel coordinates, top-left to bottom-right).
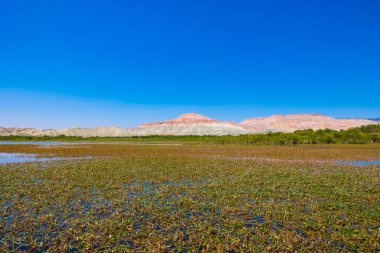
1, 113, 378, 137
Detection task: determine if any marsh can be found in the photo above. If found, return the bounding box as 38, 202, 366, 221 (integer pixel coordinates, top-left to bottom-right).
0, 143, 379, 252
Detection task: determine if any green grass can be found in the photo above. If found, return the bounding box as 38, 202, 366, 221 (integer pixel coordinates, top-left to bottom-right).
0, 143, 379, 252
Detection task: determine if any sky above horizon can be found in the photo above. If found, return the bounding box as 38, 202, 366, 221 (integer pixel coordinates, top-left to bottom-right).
1, 0, 379, 128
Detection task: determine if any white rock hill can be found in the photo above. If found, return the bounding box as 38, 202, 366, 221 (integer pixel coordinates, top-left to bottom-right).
0, 113, 378, 137
135, 113, 248, 136
239, 114, 377, 133
0, 113, 248, 137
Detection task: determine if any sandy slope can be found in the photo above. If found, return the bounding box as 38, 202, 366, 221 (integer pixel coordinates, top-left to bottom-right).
239, 114, 377, 133
0, 113, 378, 137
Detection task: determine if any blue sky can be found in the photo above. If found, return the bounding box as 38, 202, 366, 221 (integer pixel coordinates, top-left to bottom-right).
1, 0, 379, 128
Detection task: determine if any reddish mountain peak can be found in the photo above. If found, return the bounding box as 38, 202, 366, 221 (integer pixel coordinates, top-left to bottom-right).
176, 113, 212, 120
139, 113, 239, 127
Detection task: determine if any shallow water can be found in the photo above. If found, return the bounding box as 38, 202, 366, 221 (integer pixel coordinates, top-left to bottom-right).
0, 141, 82, 145
337, 160, 380, 166
0, 152, 63, 164
0, 152, 91, 164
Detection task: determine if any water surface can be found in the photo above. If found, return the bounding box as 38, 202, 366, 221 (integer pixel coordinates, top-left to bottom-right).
337, 160, 380, 166
0, 141, 83, 145
0, 152, 63, 164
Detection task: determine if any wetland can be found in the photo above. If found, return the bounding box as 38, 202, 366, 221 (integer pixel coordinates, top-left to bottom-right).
0, 143, 379, 252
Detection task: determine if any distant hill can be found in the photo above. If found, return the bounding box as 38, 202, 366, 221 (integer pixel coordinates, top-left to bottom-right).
240, 114, 378, 133
1, 113, 379, 137
369, 118, 380, 121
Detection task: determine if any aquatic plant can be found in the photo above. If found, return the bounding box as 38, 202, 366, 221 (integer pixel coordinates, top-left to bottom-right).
0, 143, 379, 251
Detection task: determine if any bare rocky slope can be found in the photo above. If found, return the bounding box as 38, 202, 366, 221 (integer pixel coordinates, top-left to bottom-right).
0, 126, 134, 137
0, 113, 378, 137
0, 113, 248, 137
136, 113, 248, 136
239, 114, 377, 133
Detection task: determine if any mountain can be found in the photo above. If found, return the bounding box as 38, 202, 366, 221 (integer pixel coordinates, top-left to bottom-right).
0, 113, 378, 137
369, 118, 380, 121
0, 113, 248, 137
0, 127, 42, 136
135, 113, 248, 136
0, 126, 134, 137
239, 114, 378, 133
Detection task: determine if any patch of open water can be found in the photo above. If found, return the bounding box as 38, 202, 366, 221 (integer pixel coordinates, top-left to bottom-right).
0, 141, 83, 145
0, 152, 90, 164
0, 152, 62, 164
337, 160, 380, 166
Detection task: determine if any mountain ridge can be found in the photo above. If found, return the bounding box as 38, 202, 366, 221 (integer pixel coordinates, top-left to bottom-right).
1, 113, 378, 137
240, 114, 376, 133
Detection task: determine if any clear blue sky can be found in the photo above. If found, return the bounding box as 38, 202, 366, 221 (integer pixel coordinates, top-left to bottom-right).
1, 0, 379, 128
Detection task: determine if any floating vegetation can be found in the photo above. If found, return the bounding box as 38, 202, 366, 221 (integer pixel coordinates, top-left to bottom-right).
0, 143, 379, 251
